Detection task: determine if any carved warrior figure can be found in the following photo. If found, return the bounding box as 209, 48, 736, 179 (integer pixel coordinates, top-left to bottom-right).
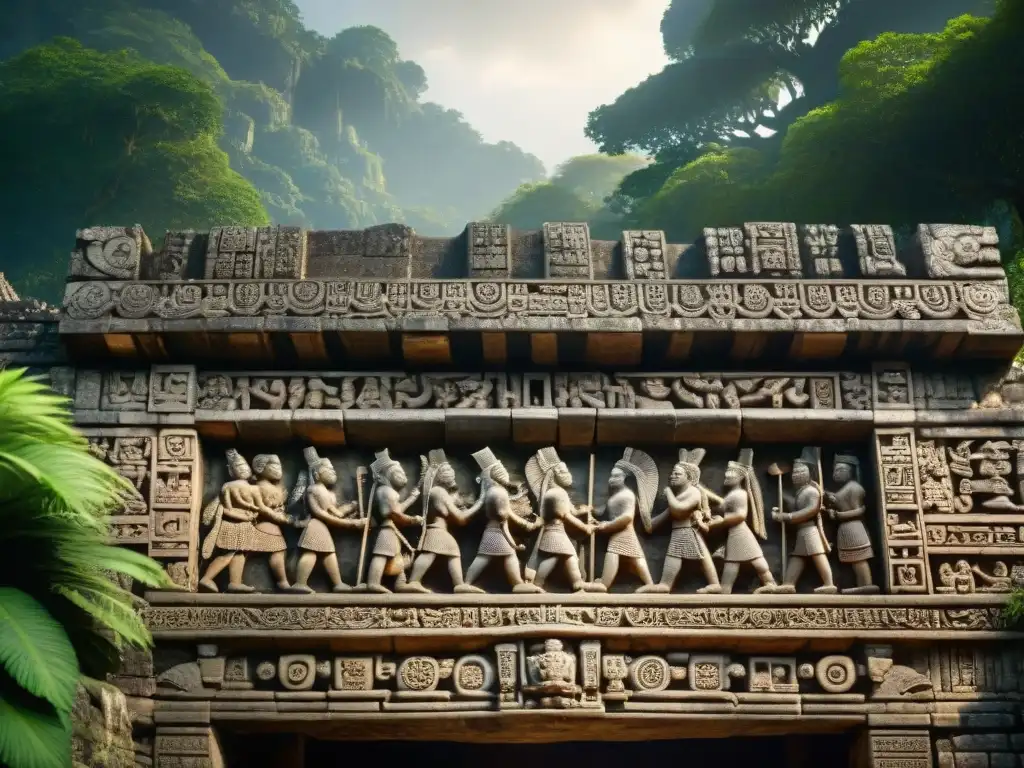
524, 447, 600, 592
463, 448, 543, 593
402, 449, 484, 593
364, 449, 422, 593
199, 450, 283, 593
592, 448, 658, 591
773, 448, 836, 594
290, 448, 361, 594
643, 449, 722, 594
825, 454, 878, 594
706, 449, 779, 594
249, 454, 296, 590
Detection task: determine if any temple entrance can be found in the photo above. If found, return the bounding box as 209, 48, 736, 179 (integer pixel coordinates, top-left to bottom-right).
221, 732, 856, 768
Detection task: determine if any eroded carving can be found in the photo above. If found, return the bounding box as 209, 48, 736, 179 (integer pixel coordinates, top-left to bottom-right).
802, 224, 842, 277
852, 224, 905, 277
364, 449, 422, 593
773, 447, 836, 594
543, 222, 592, 279
622, 230, 667, 280
826, 454, 878, 594
918, 223, 1003, 279
468, 223, 511, 278
593, 448, 658, 591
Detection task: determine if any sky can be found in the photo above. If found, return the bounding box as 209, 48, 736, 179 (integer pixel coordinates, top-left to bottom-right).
293, 0, 672, 173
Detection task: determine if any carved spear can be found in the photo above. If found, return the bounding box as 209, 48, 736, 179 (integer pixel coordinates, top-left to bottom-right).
355, 465, 370, 587
767, 463, 790, 577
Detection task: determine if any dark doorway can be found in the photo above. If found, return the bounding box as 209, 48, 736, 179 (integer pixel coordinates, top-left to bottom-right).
302, 733, 853, 768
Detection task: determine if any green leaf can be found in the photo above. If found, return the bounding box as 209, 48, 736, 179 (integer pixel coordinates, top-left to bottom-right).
0, 588, 80, 715
0, 691, 72, 768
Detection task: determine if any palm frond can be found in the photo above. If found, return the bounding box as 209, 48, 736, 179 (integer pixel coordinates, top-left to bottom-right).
0, 673, 72, 768
0, 588, 80, 716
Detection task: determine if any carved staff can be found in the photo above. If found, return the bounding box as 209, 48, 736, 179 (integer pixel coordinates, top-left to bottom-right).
767, 463, 789, 576
355, 465, 370, 587
811, 447, 832, 554
587, 452, 596, 582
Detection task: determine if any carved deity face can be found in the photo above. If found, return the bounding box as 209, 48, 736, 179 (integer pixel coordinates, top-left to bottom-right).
229, 460, 251, 481
792, 464, 810, 487
608, 467, 626, 490
833, 462, 853, 484
724, 467, 741, 487
265, 457, 283, 481
669, 463, 689, 488
553, 462, 573, 488
437, 463, 456, 487
316, 463, 337, 486
389, 465, 408, 489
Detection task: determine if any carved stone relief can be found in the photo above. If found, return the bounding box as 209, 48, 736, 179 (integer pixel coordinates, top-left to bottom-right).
204, 225, 307, 281
875, 429, 929, 594
917, 224, 1003, 280
802, 224, 842, 277
622, 230, 668, 280
852, 224, 906, 277
743, 222, 801, 277
189, 444, 885, 596
467, 222, 511, 279
70, 225, 150, 281
543, 222, 593, 279
62, 279, 1020, 332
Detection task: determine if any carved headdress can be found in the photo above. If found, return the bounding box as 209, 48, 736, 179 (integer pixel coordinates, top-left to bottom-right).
834, 453, 860, 481
472, 447, 501, 478
420, 449, 449, 501
726, 448, 766, 540
525, 447, 563, 500
370, 449, 401, 483
794, 447, 821, 476
225, 448, 251, 478
677, 448, 706, 485
303, 447, 333, 479
615, 447, 658, 533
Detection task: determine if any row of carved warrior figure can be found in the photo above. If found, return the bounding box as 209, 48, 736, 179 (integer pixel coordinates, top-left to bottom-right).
198, 446, 877, 595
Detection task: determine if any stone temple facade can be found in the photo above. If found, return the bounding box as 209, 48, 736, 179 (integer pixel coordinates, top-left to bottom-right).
4, 220, 1024, 766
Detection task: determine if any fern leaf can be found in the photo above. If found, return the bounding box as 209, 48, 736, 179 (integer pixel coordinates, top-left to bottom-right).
0, 588, 80, 715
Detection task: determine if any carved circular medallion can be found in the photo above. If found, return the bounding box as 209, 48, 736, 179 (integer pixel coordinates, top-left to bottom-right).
452, 655, 495, 695
232, 282, 264, 314
961, 282, 1000, 316
398, 656, 440, 691
289, 280, 326, 314
815, 655, 856, 694
117, 283, 157, 319
66, 282, 114, 320
255, 661, 276, 681
629, 656, 670, 693
99, 236, 139, 279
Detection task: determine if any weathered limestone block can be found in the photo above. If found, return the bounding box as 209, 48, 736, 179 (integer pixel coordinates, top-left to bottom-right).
467, 222, 512, 279
918, 224, 1003, 280
71, 226, 151, 281
622, 230, 668, 280
72, 679, 135, 768
543, 222, 593, 279
852, 224, 906, 277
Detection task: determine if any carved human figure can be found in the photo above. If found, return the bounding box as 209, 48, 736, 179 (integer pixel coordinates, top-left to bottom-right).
772, 448, 837, 594
290, 448, 361, 594
593, 448, 657, 591
199, 450, 274, 593
463, 448, 543, 593
403, 450, 484, 593
641, 449, 721, 594
364, 449, 422, 593
249, 453, 296, 591
825, 454, 878, 594
705, 450, 779, 594
524, 447, 599, 593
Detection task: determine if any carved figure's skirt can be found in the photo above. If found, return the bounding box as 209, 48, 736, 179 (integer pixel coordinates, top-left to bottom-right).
539, 522, 577, 557
298, 518, 335, 553
216, 519, 254, 552
791, 523, 827, 557
421, 525, 460, 557
667, 525, 706, 560
722, 524, 762, 563
607, 526, 643, 558
373, 527, 401, 557
837, 520, 872, 562
249, 522, 286, 553
478, 524, 515, 556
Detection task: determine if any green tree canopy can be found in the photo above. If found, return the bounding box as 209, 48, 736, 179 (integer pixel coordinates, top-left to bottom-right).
587, 0, 994, 164
0, 38, 268, 300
